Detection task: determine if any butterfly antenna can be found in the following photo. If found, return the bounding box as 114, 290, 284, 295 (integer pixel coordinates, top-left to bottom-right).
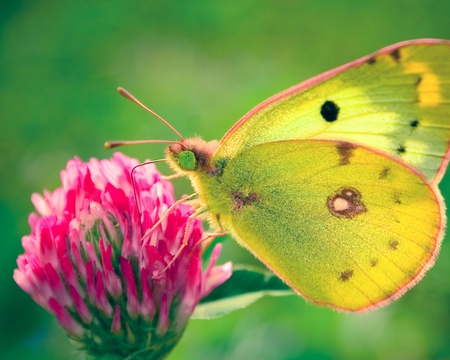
118, 87, 184, 140
105, 139, 176, 149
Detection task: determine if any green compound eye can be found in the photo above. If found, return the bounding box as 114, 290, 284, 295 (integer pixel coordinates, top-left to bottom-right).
178, 150, 198, 171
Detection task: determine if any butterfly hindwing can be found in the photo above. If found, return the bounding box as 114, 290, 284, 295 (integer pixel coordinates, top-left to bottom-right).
217, 40, 450, 184
208, 140, 444, 311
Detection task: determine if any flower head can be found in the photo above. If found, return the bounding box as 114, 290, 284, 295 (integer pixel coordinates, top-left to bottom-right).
14, 152, 231, 359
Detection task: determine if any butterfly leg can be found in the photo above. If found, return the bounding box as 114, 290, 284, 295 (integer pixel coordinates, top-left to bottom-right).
141, 192, 198, 244
161, 173, 184, 181
153, 205, 210, 278
194, 231, 227, 255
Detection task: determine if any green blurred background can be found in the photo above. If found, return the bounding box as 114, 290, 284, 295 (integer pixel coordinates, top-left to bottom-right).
2, 1, 450, 359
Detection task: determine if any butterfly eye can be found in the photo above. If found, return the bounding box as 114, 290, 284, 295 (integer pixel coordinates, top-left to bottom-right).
178, 150, 198, 171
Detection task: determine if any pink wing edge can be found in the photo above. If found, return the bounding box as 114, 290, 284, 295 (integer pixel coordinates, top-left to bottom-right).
220, 38, 450, 186
237, 139, 447, 313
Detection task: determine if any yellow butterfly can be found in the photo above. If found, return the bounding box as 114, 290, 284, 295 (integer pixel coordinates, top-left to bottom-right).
108, 39, 450, 312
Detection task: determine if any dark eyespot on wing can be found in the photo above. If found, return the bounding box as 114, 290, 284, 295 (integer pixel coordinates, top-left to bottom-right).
320, 100, 340, 122
327, 187, 366, 219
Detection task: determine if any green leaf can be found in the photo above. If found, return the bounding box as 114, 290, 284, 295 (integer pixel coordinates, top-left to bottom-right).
192, 265, 293, 319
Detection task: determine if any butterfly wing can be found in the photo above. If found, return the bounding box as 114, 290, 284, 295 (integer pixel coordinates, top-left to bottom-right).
208, 140, 444, 311
216, 39, 450, 184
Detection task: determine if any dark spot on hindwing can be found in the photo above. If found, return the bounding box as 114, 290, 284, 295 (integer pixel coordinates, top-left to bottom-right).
327, 187, 367, 219
231, 191, 260, 211
320, 100, 340, 122
390, 48, 401, 63
337, 143, 355, 165
370, 259, 378, 267
389, 240, 399, 250
393, 192, 402, 204
379, 167, 390, 180
340, 270, 354, 282
367, 57, 376, 65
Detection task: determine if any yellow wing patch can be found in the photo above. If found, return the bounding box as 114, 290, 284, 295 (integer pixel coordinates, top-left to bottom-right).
404, 62, 442, 107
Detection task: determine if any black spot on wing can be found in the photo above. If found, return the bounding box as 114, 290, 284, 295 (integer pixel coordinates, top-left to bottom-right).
410, 120, 419, 128
320, 100, 340, 122
367, 57, 376, 65
396, 145, 406, 155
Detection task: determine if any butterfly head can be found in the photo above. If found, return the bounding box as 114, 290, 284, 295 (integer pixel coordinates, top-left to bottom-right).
166, 137, 220, 176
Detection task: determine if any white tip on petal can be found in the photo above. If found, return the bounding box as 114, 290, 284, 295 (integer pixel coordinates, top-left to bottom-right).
31, 193, 52, 216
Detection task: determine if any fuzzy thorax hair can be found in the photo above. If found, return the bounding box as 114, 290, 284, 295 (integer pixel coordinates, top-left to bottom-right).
166, 137, 220, 176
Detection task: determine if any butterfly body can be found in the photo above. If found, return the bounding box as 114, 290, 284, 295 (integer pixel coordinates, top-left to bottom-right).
163, 39, 450, 312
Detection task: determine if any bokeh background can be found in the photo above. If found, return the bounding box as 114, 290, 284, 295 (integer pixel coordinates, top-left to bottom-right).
2, 1, 450, 359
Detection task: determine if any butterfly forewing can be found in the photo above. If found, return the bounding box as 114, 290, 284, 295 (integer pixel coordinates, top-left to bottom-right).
217, 40, 450, 184
210, 140, 444, 311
